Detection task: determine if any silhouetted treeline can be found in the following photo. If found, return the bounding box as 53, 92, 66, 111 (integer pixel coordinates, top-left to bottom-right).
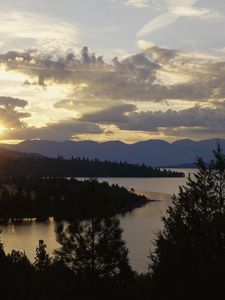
0, 155, 184, 177
148, 145, 225, 299
0, 177, 148, 222
0, 217, 134, 300
0, 217, 147, 300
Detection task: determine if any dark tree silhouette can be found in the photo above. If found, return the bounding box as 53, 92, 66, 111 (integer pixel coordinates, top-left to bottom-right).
0, 177, 148, 221
0, 155, 184, 178
34, 240, 52, 272
149, 145, 225, 298
8, 249, 31, 266
54, 217, 132, 279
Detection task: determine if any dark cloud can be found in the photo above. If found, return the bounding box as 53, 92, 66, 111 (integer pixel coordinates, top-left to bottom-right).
0, 96, 30, 128
2, 46, 225, 104
0, 96, 28, 108
144, 46, 179, 64
80, 103, 225, 137
5, 119, 103, 141
0, 47, 161, 102
118, 106, 225, 132
81, 104, 136, 124
0, 50, 34, 63
161, 126, 225, 140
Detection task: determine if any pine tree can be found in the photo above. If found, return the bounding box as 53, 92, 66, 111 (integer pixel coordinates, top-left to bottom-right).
54, 217, 132, 278
0, 239, 7, 265
34, 239, 52, 272
150, 145, 225, 298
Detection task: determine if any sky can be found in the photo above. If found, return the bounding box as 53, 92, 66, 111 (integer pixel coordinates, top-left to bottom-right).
0, 0, 225, 143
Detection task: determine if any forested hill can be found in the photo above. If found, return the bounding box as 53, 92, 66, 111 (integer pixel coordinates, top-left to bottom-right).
0, 154, 184, 177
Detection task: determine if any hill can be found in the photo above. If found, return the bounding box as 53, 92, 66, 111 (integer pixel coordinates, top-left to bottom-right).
0, 147, 41, 159
0, 152, 183, 178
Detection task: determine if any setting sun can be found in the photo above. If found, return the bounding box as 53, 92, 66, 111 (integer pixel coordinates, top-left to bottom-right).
0, 125, 6, 134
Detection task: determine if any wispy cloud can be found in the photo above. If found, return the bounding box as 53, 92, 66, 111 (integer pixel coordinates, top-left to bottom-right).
137, 0, 223, 37
124, 0, 150, 7
0, 11, 79, 54
119, 0, 164, 8
137, 13, 177, 36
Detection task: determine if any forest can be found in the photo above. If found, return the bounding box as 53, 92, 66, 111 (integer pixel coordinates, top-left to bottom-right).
0, 155, 184, 177
1, 147, 225, 299
0, 177, 148, 222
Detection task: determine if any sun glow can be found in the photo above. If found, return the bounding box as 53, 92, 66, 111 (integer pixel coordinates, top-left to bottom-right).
0, 125, 6, 135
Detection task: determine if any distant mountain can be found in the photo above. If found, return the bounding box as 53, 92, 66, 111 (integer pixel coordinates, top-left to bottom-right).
0, 138, 223, 167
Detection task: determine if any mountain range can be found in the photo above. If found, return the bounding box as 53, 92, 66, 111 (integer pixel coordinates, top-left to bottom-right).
0, 138, 223, 167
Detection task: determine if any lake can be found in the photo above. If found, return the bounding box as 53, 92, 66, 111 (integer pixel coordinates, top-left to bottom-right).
0, 169, 196, 273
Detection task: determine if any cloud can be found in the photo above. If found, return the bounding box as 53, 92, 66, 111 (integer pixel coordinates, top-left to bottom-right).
119, 105, 225, 132
79, 102, 225, 140
54, 98, 125, 116
137, 0, 223, 37
137, 40, 155, 50
2, 45, 225, 104
0, 1, 224, 142
0, 11, 79, 54
0, 47, 161, 102
137, 13, 177, 37
124, 0, 151, 7
81, 104, 136, 124
2, 45, 225, 141
0, 96, 30, 128
0, 96, 28, 108
5, 119, 103, 141
161, 126, 225, 140
144, 45, 179, 63
117, 0, 165, 8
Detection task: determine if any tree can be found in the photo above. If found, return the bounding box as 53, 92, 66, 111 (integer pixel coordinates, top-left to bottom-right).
34, 240, 52, 272
54, 217, 132, 279
0, 238, 7, 267
149, 145, 225, 298
0, 186, 11, 219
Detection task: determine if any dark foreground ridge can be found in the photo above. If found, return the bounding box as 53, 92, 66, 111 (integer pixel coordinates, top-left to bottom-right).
0, 152, 184, 177
0, 177, 149, 222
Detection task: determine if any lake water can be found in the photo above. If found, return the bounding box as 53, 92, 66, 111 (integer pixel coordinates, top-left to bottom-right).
0, 169, 196, 273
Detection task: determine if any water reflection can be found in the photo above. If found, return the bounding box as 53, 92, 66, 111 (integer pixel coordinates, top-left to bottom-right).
1, 221, 58, 260
0, 169, 196, 273
119, 192, 172, 273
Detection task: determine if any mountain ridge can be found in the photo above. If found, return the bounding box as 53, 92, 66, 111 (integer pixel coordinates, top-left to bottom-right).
0, 138, 223, 167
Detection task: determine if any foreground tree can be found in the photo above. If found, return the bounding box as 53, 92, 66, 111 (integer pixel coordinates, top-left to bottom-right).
54, 217, 132, 279
34, 240, 52, 272
150, 145, 225, 298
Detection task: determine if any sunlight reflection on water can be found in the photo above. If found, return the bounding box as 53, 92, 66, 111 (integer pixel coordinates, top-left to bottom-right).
0, 169, 196, 273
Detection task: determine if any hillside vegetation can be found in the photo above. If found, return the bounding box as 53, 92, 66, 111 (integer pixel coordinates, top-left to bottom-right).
0, 152, 184, 177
